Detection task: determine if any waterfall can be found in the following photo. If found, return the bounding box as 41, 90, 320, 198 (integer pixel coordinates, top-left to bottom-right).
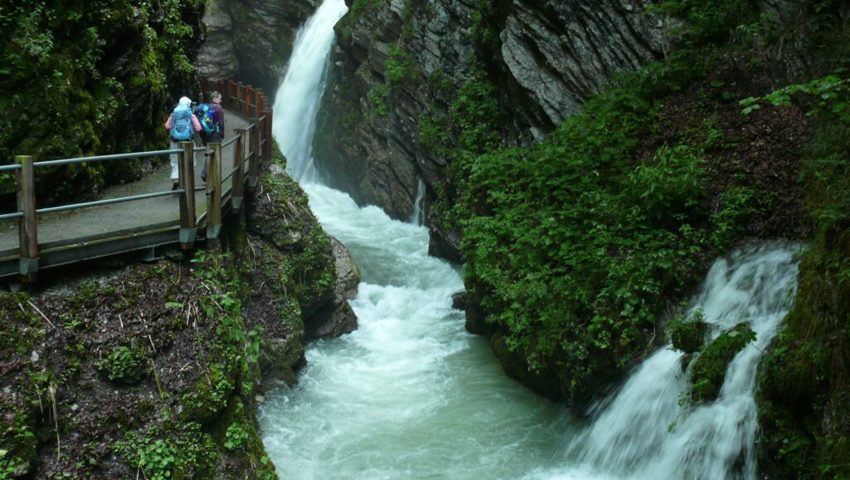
261, 1, 802, 478
410, 178, 426, 225
272, 0, 347, 182
529, 242, 801, 480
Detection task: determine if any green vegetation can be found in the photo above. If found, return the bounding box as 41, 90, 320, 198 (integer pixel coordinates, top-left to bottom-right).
688, 322, 756, 403
97, 344, 148, 385
0, 0, 204, 207
117, 422, 217, 480
668, 309, 708, 354
754, 54, 850, 478
385, 46, 416, 85
437, 0, 846, 411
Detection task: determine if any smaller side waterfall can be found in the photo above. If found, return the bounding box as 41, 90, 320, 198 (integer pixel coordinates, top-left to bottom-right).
532, 242, 801, 480
273, 0, 347, 183
410, 178, 426, 226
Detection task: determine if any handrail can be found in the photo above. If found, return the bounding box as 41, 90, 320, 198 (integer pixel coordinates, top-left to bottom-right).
221, 135, 239, 148
36, 149, 179, 167
36, 190, 181, 214
2, 77, 273, 279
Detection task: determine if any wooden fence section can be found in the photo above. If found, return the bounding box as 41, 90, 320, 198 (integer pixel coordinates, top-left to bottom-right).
0, 79, 273, 281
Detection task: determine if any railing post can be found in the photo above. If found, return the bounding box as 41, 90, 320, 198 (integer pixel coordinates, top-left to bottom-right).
232, 130, 245, 211
247, 125, 259, 192
206, 142, 222, 240
227, 80, 235, 109
245, 84, 252, 117
16, 155, 38, 278
264, 110, 273, 166
236, 82, 244, 114
178, 141, 196, 249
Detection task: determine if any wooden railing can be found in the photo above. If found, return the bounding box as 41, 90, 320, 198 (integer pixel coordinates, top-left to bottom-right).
0, 79, 273, 281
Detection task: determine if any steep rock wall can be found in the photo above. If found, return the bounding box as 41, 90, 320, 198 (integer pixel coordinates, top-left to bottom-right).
197, 0, 318, 94
313, 0, 665, 255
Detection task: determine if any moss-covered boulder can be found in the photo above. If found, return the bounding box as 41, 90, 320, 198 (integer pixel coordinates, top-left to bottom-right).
689, 322, 756, 403
669, 309, 709, 354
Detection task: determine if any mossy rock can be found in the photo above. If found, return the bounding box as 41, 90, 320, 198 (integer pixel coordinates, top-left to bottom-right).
689, 322, 756, 403
180, 361, 237, 423
668, 309, 709, 354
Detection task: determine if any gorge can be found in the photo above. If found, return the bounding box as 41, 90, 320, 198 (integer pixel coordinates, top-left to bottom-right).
1, 0, 848, 478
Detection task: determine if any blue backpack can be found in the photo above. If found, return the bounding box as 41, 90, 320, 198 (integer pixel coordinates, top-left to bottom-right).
195, 104, 218, 135
171, 107, 194, 141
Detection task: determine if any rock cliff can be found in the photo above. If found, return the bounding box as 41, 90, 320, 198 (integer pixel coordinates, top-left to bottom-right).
197, 0, 318, 94
313, 0, 666, 258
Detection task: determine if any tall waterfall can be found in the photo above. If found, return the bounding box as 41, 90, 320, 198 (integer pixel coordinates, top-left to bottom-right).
260, 1, 802, 478
272, 0, 347, 182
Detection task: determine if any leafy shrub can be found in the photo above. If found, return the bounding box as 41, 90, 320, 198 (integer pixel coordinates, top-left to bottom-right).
385, 46, 416, 85
624, 145, 707, 224
97, 345, 147, 385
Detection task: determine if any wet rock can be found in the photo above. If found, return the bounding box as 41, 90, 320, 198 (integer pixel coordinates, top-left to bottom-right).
196, 0, 317, 93
303, 236, 360, 339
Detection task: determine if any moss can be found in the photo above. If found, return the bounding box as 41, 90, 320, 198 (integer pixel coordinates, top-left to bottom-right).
689, 322, 755, 403
117, 421, 218, 480
669, 309, 709, 354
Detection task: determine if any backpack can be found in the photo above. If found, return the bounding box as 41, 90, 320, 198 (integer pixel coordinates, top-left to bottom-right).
170, 107, 193, 141
195, 103, 218, 135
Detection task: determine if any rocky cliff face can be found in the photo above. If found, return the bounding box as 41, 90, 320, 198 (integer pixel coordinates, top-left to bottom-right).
313, 0, 666, 257
197, 0, 318, 94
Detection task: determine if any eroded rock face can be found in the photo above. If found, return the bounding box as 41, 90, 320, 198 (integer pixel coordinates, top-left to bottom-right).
501, 1, 665, 134
314, 0, 666, 256
197, 0, 317, 93
304, 236, 361, 339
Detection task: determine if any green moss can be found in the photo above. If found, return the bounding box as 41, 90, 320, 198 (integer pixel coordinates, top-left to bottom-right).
367, 84, 389, 117
117, 421, 217, 480
668, 309, 708, 354
689, 322, 755, 403
385, 45, 416, 86
96, 344, 148, 385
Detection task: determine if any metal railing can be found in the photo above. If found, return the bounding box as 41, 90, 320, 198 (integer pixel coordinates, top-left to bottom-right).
1, 78, 274, 279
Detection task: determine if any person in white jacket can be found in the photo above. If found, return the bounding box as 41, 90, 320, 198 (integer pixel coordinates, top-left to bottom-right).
164, 96, 202, 190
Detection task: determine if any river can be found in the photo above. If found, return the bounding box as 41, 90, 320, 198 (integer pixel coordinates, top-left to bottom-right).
258, 1, 801, 478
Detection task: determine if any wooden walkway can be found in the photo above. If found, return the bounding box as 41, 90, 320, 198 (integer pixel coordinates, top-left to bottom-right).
0, 80, 273, 280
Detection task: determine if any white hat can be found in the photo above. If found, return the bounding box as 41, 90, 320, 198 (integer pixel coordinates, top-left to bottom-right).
178, 96, 192, 106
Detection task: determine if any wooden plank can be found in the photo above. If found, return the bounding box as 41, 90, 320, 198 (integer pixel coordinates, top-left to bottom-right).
16, 155, 38, 277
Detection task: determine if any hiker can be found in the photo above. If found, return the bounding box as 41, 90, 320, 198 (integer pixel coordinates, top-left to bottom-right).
193, 90, 225, 182
164, 96, 202, 190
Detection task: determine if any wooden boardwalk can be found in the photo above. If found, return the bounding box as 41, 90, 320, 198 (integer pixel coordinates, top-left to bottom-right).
0, 80, 273, 280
